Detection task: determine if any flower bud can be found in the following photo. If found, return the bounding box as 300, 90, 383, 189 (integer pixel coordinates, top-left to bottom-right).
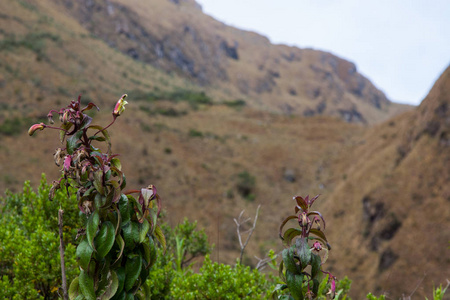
63, 155, 72, 171
312, 241, 322, 251
28, 123, 45, 136
113, 94, 128, 117
47, 112, 54, 124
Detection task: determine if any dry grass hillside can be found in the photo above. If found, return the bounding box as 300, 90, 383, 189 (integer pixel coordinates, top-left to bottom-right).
0, 0, 448, 299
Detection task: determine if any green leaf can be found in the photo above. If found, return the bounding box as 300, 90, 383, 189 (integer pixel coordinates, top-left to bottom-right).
286, 270, 304, 300
282, 247, 298, 274
95, 221, 115, 258
111, 158, 122, 171
69, 277, 81, 300
279, 215, 297, 239
115, 267, 126, 295
141, 236, 157, 269
141, 241, 151, 269
93, 170, 105, 196
124, 255, 143, 291
311, 253, 321, 279
138, 219, 150, 243
153, 224, 166, 252
60, 122, 73, 143
98, 270, 119, 300
283, 228, 302, 246
312, 278, 320, 297
309, 229, 329, 247
296, 237, 311, 269
86, 210, 100, 250
76, 238, 94, 271
317, 274, 329, 297
67, 130, 83, 155
79, 270, 95, 300
89, 135, 106, 142
122, 222, 139, 250
119, 194, 130, 225
271, 283, 288, 299
96, 260, 111, 296
113, 234, 125, 265
88, 125, 111, 153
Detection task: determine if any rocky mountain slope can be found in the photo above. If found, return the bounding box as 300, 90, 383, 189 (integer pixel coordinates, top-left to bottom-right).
50, 0, 410, 124
323, 65, 450, 298
0, 0, 447, 298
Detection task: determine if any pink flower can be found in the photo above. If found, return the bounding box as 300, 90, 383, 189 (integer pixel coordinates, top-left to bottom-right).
63, 155, 72, 171
312, 241, 322, 251
28, 123, 46, 136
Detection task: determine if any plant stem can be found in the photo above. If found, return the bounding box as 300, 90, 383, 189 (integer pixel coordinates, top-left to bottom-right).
58, 209, 69, 300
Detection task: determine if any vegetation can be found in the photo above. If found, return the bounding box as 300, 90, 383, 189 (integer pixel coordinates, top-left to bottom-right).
274, 195, 335, 299
27, 95, 166, 299
0, 178, 447, 299
131, 88, 213, 109
0, 95, 447, 299
0, 176, 80, 299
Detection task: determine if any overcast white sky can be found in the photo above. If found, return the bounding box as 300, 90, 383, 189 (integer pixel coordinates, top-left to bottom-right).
195, 0, 450, 105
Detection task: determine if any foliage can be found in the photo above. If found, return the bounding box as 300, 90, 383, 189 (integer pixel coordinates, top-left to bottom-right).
366, 293, 385, 300
132, 88, 213, 109
170, 255, 275, 299
236, 171, 256, 201
169, 218, 211, 269
223, 99, 247, 109
28, 95, 165, 299
426, 282, 449, 300
0, 117, 27, 136
0, 175, 81, 299
0, 32, 61, 60
144, 218, 211, 298
275, 195, 335, 299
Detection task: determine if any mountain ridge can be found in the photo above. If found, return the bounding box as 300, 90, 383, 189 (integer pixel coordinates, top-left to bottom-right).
49, 0, 411, 124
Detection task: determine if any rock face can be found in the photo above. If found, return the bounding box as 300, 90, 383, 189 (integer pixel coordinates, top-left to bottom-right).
323, 65, 450, 299
50, 0, 410, 124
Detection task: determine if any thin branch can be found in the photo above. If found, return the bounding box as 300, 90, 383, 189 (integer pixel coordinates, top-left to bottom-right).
233, 205, 261, 264
58, 209, 69, 300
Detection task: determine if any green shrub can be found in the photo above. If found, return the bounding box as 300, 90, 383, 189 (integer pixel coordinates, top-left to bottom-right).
236, 171, 256, 201
171, 255, 275, 299
0, 117, 23, 136
131, 88, 213, 109
189, 128, 204, 137
0, 175, 81, 299
224, 99, 246, 109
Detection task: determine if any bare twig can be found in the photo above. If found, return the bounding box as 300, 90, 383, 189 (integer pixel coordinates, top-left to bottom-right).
58, 209, 69, 300
401, 273, 426, 300
234, 205, 261, 264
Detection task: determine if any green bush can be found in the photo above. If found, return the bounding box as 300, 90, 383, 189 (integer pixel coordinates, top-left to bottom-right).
171, 255, 275, 299
0, 175, 81, 299
131, 88, 213, 109
0, 117, 24, 136
236, 171, 256, 201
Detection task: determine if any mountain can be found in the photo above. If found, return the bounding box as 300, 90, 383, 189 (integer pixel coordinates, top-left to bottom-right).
0, 0, 447, 298
322, 65, 450, 298
49, 0, 410, 124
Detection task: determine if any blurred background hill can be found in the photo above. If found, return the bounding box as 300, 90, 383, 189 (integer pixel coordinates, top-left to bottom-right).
0, 0, 448, 298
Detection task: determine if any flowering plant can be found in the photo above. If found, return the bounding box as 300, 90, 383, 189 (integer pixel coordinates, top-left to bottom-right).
29, 94, 165, 300
274, 195, 336, 299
